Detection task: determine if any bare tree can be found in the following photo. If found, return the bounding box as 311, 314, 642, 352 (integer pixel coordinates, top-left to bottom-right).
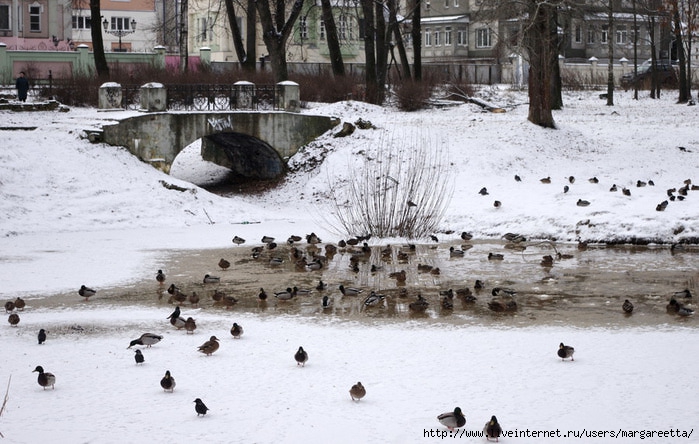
606, 0, 614, 106
410, 0, 422, 81
180, 0, 189, 72
89, 0, 109, 78
669, 1, 689, 102
224, 0, 248, 65
256, 0, 305, 82
320, 0, 346, 76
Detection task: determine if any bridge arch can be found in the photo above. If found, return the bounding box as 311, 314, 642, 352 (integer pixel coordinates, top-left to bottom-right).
101, 111, 339, 174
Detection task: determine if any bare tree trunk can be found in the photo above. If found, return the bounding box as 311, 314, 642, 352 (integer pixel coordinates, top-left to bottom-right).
550, 8, 562, 110
524, 1, 555, 128
224, 0, 247, 65
375, 0, 388, 104
648, 16, 659, 98
180, 0, 189, 73
632, 0, 638, 100
388, 0, 411, 79
256, 0, 305, 82
89, 0, 109, 78
673, 7, 688, 103
244, 0, 257, 72
411, 0, 421, 81
606, 0, 614, 106
320, 0, 345, 76
361, 0, 379, 103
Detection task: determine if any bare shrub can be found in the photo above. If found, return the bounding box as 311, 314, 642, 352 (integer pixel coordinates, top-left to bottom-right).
325, 129, 453, 239
561, 68, 591, 91
393, 78, 434, 111
290, 73, 362, 103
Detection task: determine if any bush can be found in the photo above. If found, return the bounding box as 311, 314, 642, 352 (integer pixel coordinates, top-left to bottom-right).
393, 78, 434, 111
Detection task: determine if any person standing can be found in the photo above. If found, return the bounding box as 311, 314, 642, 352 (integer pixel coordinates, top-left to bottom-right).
16, 71, 29, 102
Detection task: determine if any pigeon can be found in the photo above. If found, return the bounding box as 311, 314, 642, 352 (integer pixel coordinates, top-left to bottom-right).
295, 346, 308, 366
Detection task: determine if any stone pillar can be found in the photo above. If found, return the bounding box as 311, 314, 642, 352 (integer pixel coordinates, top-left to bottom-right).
99, 82, 123, 110
153, 46, 167, 70
277, 81, 300, 112
76, 44, 92, 78
589, 57, 599, 84
234, 80, 254, 109
199, 47, 211, 70
140, 82, 167, 112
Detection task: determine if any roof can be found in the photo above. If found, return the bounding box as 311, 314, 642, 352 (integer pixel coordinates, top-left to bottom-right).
421, 15, 470, 24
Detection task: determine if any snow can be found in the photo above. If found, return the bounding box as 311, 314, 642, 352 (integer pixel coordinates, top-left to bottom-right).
0, 87, 698, 443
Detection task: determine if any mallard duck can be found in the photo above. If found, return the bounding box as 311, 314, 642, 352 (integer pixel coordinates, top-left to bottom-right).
502, 233, 527, 243
292, 286, 312, 297
363, 291, 386, 307
441, 297, 454, 310
610, 184, 618, 192
156, 270, 166, 285
677, 304, 695, 317
540, 177, 551, 184
167, 283, 180, 295
167, 306, 185, 329
295, 346, 308, 366
306, 232, 321, 244
484, 415, 502, 441
203, 274, 220, 284
260, 235, 275, 244
474, 279, 484, 290
622, 299, 634, 314
33, 366, 56, 390
558, 342, 575, 361
194, 398, 209, 416
673, 289, 692, 299
212, 289, 225, 302
349, 382, 366, 401
267, 242, 278, 250
622, 187, 631, 196
4, 301, 15, 312
449, 246, 465, 257
229, 322, 244, 338
8, 313, 19, 326
197, 336, 220, 356
170, 289, 187, 304
409, 294, 429, 312
184, 317, 197, 334
38, 328, 47, 344
478, 187, 489, 195
218, 258, 231, 270
128, 333, 163, 348
258, 288, 268, 301
232, 235, 246, 245
667, 298, 680, 313
514, 174, 522, 182
438, 407, 466, 431
287, 235, 302, 245
269, 257, 284, 266
306, 259, 323, 271
589, 176, 599, 184
134, 349, 144, 365
78, 285, 96, 301
14, 297, 25, 311
215, 295, 238, 309
461, 231, 474, 241
492, 288, 517, 297
488, 253, 504, 261
389, 270, 407, 283
493, 200, 502, 208
339, 285, 363, 296
488, 298, 517, 312
316, 280, 327, 291
160, 370, 176, 392
189, 291, 200, 306
324, 244, 338, 255
321, 295, 333, 309
576, 199, 591, 207
541, 255, 554, 266
274, 288, 294, 301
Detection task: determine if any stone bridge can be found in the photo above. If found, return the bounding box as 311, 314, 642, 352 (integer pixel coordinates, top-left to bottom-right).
101, 111, 339, 176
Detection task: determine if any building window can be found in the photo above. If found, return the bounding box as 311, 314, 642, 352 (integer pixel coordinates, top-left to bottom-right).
445, 26, 452, 46
339, 15, 349, 40
616, 26, 627, 44
72, 15, 91, 30
434, 30, 440, 46
574, 25, 582, 43
29, 4, 41, 32
457, 29, 467, 46
587, 27, 595, 44
444, 0, 448, 8
601, 25, 608, 44
424, 29, 431, 47
319, 20, 325, 40
110, 16, 133, 31
630, 25, 640, 43
198, 17, 211, 42
299, 16, 308, 40
476, 28, 491, 48
0, 5, 11, 30
454, 0, 459, 6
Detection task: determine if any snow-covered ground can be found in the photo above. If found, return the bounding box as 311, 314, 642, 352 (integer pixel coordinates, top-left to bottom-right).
0, 87, 697, 443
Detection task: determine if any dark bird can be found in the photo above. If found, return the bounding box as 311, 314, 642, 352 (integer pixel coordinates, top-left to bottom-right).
167, 283, 180, 295
622, 187, 631, 196
589, 176, 599, 183
449, 246, 465, 257
8, 313, 19, 326
197, 336, 220, 356
673, 289, 692, 299
218, 258, 231, 270
492, 288, 517, 297
232, 236, 246, 245
306, 232, 322, 244
339, 285, 363, 296
563, 185, 569, 193
409, 294, 429, 312
487, 299, 517, 312
667, 298, 681, 313
656, 201, 669, 211
677, 305, 695, 317
429, 234, 439, 242
438, 407, 466, 431
189, 291, 200, 307
203, 274, 220, 284
349, 382, 366, 401
540, 176, 551, 184
267, 242, 278, 250
479, 187, 489, 195
184, 317, 197, 334
493, 200, 501, 208
295, 346, 309, 366
33, 366, 56, 390
316, 280, 327, 291
160, 370, 176, 392
484, 415, 502, 442
128, 333, 163, 348
461, 231, 473, 241
230, 322, 244, 339
156, 269, 166, 285
488, 253, 504, 260
287, 235, 303, 245
14, 297, 25, 311
5, 301, 15, 312
78, 285, 96, 301
649, 180, 655, 186
637, 180, 647, 187
576, 199, 590, 207
502, 232, 527, 243
274, 288, 294, 301
321, 295, 333, 309
134, 349, 144, 365
258, 288, 268, 301
557, 342, 575, 361
474, 280, 484, 290
609, 184, 618, 192
261, 235, 275, 244
568, 176, 575, 184
622, 299, 634, 314
514, 174, 521, 182
38, 328, 47, 345
167, 306, 185, 329
407, 200, 417, 207
194, 398, 209, 416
